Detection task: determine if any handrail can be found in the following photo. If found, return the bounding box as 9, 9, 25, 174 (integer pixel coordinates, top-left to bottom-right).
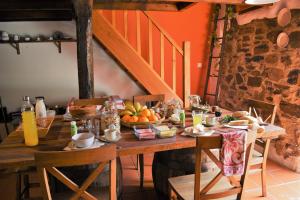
143, 11, 184, 55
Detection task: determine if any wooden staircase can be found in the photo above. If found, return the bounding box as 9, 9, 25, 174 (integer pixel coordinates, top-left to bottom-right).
92, 10, 191, 106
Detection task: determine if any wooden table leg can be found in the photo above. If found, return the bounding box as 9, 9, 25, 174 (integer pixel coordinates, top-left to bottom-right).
138, 154, 144, 189
16, 174, 21, 200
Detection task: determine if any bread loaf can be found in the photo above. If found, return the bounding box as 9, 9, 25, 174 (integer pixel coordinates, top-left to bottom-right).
240, 116, 258, 124
232, 111, 249, 118
257, 126, 265, 133
228, 120, 249, 126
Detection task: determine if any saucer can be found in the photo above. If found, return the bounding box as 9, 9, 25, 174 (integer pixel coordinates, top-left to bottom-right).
63, 139, 105, 151
98, 135, 121, 143
182, 127, 215, 137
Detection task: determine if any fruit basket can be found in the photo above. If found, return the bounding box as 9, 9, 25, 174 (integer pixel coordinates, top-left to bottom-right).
16, 117, 55, 138
121, 117, 165, 129
69, 105, 98, 118
119, 101, 165, 129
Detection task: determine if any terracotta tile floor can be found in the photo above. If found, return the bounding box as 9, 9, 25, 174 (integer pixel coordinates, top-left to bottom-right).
121, 154, 300, 200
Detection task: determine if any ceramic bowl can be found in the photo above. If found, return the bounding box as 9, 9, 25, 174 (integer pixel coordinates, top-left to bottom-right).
72, 133, 95, 148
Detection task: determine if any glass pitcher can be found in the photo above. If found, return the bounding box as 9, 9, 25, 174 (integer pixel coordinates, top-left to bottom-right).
189, 95, 201, 108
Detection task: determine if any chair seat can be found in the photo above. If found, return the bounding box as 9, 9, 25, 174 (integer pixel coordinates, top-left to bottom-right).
168, 170, 237, 200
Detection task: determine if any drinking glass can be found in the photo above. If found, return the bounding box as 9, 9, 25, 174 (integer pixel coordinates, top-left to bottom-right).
192, 110, 203, 128
94, 119, 100, 137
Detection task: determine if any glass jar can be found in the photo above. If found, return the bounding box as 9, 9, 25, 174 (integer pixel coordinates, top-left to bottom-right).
100, 101, 120, 133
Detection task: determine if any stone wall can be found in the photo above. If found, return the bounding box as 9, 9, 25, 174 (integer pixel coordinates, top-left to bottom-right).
219, 11, 300, 162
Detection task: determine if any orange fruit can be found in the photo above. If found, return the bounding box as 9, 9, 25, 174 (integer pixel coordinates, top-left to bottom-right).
131, 116, 139, 122
148, 114, 158, 122
138, 116, 149, 122
149, 109, 155, 116
122, 115, 131, 122
140, 109, 151, 117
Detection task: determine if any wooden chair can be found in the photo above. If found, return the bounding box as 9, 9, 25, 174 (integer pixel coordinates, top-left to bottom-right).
72, 97, 109, 106
133, 94, 165, 189
246, 99, 277, 197
133, 94, 165, 108
168, 131, 256, 200
35, 144, 117, 200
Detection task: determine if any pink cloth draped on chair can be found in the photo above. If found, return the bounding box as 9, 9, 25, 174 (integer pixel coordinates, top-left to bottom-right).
220, 130, 247, 176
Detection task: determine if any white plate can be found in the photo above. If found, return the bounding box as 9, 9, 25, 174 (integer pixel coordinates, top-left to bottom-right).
182, 127, 215, 137
223, 125, 248, 129
98, 135, 122, 143
64, 139, 105, 151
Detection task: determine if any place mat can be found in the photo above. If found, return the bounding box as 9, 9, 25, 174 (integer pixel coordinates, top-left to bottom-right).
63, 139, 105, 151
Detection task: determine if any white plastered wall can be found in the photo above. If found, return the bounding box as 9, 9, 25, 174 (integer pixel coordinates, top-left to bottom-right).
0, 21, 144, 112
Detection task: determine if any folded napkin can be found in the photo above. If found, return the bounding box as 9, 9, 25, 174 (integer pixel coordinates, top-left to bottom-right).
219, 130, 247, 176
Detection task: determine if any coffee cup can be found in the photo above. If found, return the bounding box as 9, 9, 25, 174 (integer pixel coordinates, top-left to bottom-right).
206, 116, 216, 126
104, 129, 120, 141
211, 106, 219, 113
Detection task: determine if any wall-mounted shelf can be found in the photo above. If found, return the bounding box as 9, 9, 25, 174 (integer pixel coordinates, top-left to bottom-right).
0, 39, 77, 55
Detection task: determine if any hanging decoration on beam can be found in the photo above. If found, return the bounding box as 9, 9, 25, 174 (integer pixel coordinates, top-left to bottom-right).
245, 0, 280, 5
236, 0, 300, 25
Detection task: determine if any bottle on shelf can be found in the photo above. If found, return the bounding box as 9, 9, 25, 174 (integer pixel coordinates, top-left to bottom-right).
21, 96, 39, 146
35, 96, 47, 119
35, 96, 47, 128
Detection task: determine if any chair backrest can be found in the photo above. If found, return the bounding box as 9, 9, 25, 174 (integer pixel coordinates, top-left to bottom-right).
133, 94, 165, 107
245, 98, 277, 125
193, 131, 256, 200
73, 97, 109, 106
35, 144, 117, 200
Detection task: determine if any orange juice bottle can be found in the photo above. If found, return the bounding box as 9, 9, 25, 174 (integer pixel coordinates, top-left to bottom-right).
21, 96, 39, 146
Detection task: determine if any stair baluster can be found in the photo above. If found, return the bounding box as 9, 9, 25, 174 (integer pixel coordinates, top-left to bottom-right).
94, 10, 190, 107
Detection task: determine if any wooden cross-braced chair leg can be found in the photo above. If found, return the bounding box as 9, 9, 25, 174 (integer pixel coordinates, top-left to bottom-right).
35, 145, 117, 200
168, 131, 257, 200
247, 99, 277, 197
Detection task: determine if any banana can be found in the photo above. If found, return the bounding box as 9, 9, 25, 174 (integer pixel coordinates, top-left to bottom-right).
124, 101, 134, 107
125, 105, 136, 113
134, 102, 141, 112
119, 110, 133, 116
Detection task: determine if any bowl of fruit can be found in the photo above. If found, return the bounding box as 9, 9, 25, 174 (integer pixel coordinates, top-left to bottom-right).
120, 101, 164, 128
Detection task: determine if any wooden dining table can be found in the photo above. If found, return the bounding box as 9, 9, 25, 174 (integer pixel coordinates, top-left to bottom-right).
0, 110, 286, 174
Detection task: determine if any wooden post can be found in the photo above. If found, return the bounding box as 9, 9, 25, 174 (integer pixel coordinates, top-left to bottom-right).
183, 41, 190, 108
73, 0, 94, 99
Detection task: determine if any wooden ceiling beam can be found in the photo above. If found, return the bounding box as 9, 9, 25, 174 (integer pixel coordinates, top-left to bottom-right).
0, 0, 74, 21
199, 0, 243, 4
93, 0, 199, 11
94, 2, 179, 11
